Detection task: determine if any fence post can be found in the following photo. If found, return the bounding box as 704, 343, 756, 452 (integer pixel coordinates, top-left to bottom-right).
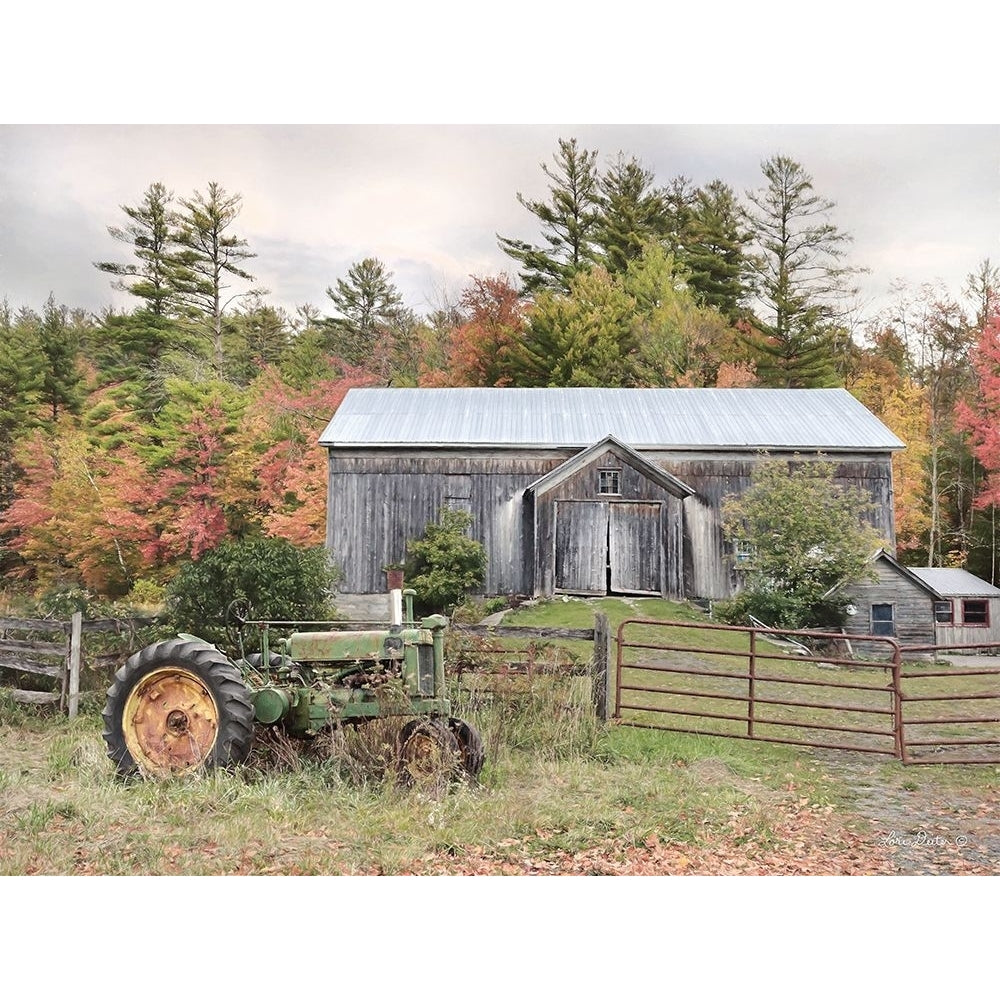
592, 612, 611, 721
67, 612, 83, 720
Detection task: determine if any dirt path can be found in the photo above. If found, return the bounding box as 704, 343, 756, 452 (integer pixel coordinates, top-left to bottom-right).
810, 750, 1000, 875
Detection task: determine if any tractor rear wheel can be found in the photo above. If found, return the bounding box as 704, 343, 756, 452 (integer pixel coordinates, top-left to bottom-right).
447, 717, 485, 780
103, 638, 254, 779
397, 718, 461, 788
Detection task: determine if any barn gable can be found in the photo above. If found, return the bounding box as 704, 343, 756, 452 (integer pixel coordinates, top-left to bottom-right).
525, 436, 695, 597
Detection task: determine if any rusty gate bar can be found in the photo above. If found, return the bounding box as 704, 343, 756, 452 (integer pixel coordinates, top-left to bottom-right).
615, 619, 904, 758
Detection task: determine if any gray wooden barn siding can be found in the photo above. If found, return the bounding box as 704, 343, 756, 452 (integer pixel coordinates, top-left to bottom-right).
326, 447, 896, 600
326, 451, 565, 594
661, 451, 897, 600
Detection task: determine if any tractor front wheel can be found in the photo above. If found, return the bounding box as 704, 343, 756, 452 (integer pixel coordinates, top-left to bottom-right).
397, 719, 461, 788
103, 638, 254, 779
447, 717, 485, 780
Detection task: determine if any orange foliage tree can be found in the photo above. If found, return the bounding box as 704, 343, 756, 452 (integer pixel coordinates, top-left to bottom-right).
223, 363, 379, 546
420, 275, 526, 387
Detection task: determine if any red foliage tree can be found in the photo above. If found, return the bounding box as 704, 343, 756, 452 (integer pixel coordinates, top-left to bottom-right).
956, 311, 1000, 509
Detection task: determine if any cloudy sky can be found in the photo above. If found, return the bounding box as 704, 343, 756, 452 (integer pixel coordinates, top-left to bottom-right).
4, 5, 998, 335
2, 123, 998, 329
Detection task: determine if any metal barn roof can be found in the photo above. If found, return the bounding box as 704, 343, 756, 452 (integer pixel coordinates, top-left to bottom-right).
907, 568, 1000, 598
319, 387, 905, 452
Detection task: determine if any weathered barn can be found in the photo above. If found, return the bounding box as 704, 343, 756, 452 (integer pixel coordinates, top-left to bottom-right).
319, 387, 904, 601
836, 551, 1000, 653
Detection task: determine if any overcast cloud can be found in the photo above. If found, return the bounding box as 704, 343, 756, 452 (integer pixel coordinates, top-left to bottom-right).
2, 124, 998, 330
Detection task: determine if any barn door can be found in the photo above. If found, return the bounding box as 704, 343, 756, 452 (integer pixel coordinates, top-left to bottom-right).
609, 502, 662, 595
554, 501, 608, 594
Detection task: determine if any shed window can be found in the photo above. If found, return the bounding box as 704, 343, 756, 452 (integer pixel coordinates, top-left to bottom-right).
962, 599, 989, 626
871, 603, 895, 637
733, 539, 755, 564
934, 600, 954, 624
598, 469, 621, 496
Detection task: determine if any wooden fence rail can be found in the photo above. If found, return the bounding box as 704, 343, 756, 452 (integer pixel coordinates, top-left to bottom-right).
0, 614, 157, 718
451, 613, 612, 720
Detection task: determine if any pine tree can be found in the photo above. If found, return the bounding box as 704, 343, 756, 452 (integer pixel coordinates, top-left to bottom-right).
173, 182, 256, 373
594, 153, 671, 275
38, 295, 84, 422
503, 268, 638, 387
94, 182, 181, 317
742, 155, 860, 387
324, 257, 406, 369
684, 180, 748, 321
498, 137, 601, 294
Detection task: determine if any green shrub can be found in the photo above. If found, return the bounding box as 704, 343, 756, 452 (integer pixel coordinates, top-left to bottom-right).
165, 537, 339, 650
405, 509, 487, 615
713, 588, 847, 631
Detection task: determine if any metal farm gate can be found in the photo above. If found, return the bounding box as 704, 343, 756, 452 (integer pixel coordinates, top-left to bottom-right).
614, 619, 1000, 765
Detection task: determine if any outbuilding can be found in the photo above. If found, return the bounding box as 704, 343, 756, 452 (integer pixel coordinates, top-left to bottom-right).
319, 387, 904, 601
834, 550, 1000, 654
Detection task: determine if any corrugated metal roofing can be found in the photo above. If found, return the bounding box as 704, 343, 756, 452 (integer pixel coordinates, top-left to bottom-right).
907, 568, 1000, 598
319, 387, 905, 451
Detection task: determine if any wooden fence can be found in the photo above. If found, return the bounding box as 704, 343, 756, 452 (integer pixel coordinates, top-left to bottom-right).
450, 613, 613, 720
2, 611, 614, 721
0, 614, 155, 718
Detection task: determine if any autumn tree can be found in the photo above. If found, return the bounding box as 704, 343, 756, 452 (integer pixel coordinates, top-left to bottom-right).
889, 282, 977, 565
498, 137, 601, 294
849, 356, 932, 558
741, 155, 860, 387
955, 309, 1000, 580
623, 245, 740, 387
221, 364, 379, 546
173, 182, 257, 373
0, 425, 155, 595
718, 459, 883, 629
0, 305, 43, 571
423, 275, 526, 386
964, 258, 1000, 332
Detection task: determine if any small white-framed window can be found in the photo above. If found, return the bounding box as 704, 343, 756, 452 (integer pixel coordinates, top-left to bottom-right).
598, 468, 621, 496
733, 539, 755, 564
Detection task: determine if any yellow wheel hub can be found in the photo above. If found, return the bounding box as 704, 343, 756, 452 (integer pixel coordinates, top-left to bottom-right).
122, 667, 220, 777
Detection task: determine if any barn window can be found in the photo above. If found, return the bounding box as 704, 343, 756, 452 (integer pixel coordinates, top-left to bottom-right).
962, 599, 989, 626
598, 469, 621, 496
733, 539, 755, 564
934, 600, 954, 624
871, 603, 895, 636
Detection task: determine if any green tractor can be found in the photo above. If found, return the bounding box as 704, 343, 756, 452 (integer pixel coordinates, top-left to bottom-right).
102, 588, 484, 784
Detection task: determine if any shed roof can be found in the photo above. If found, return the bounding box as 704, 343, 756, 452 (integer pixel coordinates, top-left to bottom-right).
320, 387, 904, 451
907, 568, 1000, 598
